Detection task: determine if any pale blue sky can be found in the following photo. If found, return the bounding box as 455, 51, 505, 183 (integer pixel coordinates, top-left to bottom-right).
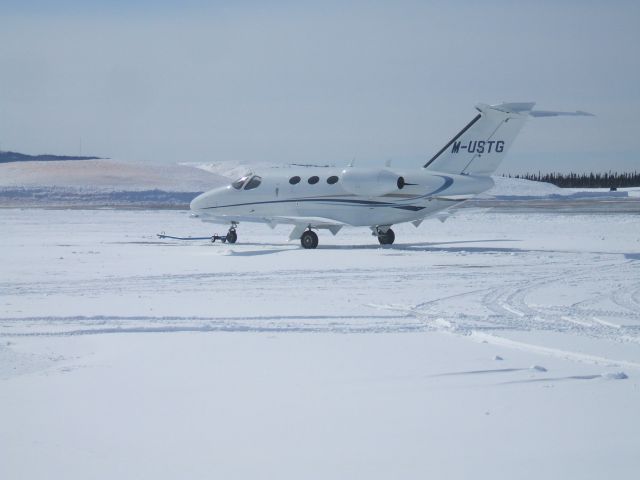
1, 1, 638, 173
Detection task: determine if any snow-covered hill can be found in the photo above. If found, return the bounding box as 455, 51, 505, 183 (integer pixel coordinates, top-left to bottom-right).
0, 160, 228, 207
0, 159, 227, 191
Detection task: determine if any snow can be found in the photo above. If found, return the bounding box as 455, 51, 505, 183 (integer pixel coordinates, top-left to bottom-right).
2, 206, 640, 479
530, 365, 548, 372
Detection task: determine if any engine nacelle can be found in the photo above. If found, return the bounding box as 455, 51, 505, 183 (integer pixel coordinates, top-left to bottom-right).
340, 168, 406, 197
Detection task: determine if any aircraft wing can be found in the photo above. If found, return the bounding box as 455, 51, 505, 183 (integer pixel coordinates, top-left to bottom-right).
267, 216, 349, 227
263, 216, 347, 240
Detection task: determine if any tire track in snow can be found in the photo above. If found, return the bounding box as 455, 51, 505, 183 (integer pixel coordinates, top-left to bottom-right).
470, 331, 640, 369
611, 283, 640, 314
482, 259, 640, 342
365, 255, 640, 367
0, 314, 420, 337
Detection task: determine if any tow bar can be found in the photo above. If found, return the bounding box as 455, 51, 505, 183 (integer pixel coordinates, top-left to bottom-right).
157, 232, 229, 243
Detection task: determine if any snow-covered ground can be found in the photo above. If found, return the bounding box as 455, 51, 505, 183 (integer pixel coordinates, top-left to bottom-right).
1, 207, 639, 479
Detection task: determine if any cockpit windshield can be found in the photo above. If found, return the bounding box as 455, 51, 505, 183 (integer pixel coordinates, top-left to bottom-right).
231, 176, 250, 190
244, 175, 262, 190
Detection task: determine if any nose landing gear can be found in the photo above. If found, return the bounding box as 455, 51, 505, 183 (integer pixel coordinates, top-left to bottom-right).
226, 228, 238, 244
226, 222, 238, 244
219, 222, 238, 244
300, 229, 318, 249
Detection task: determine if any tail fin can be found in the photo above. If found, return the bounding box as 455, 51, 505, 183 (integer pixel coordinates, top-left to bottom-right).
424, 102, 535, 175
424, 102, 593, 175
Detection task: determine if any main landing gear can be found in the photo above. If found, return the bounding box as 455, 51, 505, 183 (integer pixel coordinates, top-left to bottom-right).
375, 226, 395, 245
300, 229, 318, 249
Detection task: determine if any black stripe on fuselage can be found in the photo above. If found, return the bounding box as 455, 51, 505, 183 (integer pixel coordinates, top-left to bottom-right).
200, 197, 425, 211
391, 205, 425, 211
423, 113, 482, 169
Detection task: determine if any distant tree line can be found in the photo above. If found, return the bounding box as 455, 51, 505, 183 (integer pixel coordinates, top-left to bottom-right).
0, 151, 101, 163
503, 171, 640, 188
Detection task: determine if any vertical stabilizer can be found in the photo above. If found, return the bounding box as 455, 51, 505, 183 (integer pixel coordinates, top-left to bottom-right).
424, 102, 534, 175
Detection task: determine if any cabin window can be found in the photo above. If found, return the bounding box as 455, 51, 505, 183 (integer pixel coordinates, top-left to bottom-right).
327, 176, 339, 184
232, 176, 249, 190
289, 176, 301, 185
244, 175, 262, 190
308, 176, 319, 185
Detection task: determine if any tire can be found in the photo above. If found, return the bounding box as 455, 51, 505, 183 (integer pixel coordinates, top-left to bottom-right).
227, 230, 238, 244
300, 230, 318, 249
377, 228, 395, 245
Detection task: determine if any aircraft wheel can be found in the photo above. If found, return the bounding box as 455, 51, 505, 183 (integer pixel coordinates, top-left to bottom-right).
301, 230, 318, 249
227, 230, 238, 244
378, 228, 395, 245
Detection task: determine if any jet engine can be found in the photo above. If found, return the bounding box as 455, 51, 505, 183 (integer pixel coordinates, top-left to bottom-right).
340, 168, 406, 197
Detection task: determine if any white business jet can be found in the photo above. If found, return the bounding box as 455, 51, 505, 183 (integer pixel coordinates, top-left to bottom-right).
190, 102, 591, 248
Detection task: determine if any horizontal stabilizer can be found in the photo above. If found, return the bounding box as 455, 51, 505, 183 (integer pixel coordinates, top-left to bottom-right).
529, 110, 594, 117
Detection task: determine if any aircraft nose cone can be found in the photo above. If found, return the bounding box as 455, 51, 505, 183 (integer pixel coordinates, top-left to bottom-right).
190, 191, 209, 212
191, 187, 226, 212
